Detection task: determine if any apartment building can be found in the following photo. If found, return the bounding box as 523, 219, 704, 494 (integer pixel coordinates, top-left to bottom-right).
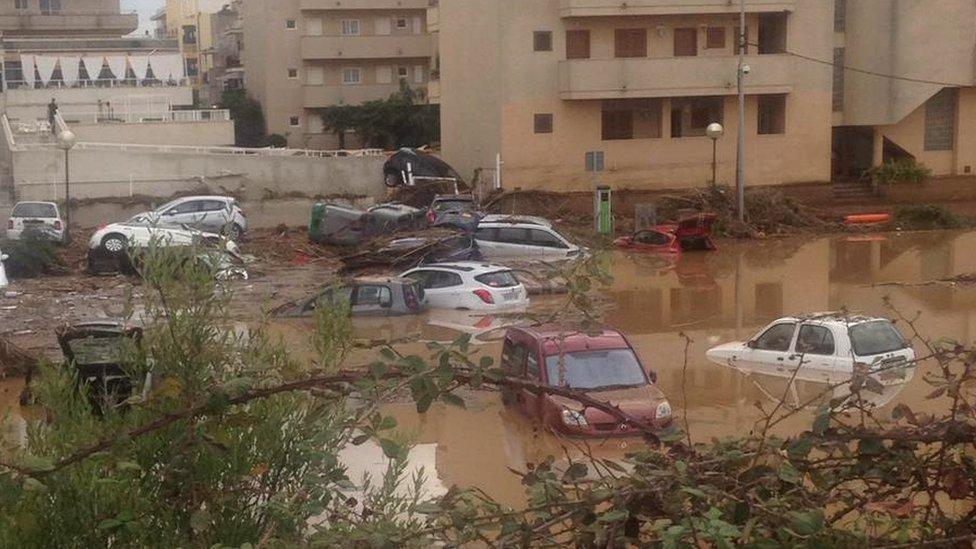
199, 1, 244, 107
164, 0, 228, 92
243, 0, 434, 149
0, 0, 138, 38
439, 0, 976, 191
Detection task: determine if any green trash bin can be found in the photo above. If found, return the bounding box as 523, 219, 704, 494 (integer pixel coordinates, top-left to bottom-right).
595, 186, 613, 235
309, 202, 326, 242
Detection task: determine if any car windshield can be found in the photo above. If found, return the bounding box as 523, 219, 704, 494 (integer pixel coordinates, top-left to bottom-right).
154, 199, 182, 213
849, 320, 907, 356
475, 270, 519, 288
12, 203, 57, 218
433, 200, 473, 213
67, 336, 128, 365
544, 349, 647, 390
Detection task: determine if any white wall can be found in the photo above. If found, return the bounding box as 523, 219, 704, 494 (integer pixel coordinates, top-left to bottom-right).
67, 120, 235, 146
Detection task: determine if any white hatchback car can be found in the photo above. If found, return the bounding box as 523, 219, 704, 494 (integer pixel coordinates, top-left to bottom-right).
706, 314, 916, 385
6, 201, 66, 243
474, 216, 581, 259
400, 262, 530, 311
133, 196, 247, 240
89, 220, 227, 256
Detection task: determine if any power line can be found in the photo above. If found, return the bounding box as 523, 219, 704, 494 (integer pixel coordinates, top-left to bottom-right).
748, 42, 972, 88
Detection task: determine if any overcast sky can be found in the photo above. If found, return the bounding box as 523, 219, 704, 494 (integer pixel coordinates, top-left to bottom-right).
121, 0, 165, 36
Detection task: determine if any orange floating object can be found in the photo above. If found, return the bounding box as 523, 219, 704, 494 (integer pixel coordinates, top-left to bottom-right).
844, 213, 891, 225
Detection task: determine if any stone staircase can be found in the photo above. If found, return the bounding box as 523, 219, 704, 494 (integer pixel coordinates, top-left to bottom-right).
832, 180, 880, 202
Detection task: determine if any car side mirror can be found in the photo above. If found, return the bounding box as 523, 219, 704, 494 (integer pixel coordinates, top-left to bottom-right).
746, 340, 758, 349
648, 370, 658, 384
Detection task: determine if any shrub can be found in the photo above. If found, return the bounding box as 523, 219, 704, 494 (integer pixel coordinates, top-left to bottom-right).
1, 234, 63, 278
892, 204, 966, 230
866, 159, 932, 185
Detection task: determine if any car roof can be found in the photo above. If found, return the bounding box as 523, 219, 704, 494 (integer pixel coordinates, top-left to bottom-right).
771, 312, 887, 327
169, 195, 234, 202
509, 325, 631, 354
433, 194, 474, 201
13, 201, 57, 206
349, 276, 414, 285
479, 214, 552, 227
414, 261, 510, 273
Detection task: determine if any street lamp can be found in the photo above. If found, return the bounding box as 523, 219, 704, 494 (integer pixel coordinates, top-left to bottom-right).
57, 129, 77, 235
706, 122, 724, 186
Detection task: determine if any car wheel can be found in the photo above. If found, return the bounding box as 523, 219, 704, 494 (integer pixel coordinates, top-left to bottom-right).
225, 223, 244, 242
384, 172, 402, 188
100, 233, 127, 256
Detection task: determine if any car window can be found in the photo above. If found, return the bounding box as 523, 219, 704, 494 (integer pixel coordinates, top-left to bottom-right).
796, 325, 835, 355
475, 227, 499, 241
353, 285, 392, 306
849, 320, 907, 356
475, 270, 519, 288
634, 230, 670, 246
433, 200, 474, 213
502, 341, 528, 377
754, 323, 796, 352
12, 203, 57, 218
200, 200, 227, 212
172, 201, 202, 214
544, 349, 647, 389
412, 270, 462, 289
529, 229, 569, 249
526, 353, 539, 379
495, 227, 530, 244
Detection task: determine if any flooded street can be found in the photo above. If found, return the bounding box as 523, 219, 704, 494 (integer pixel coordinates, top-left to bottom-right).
3, 230, 975, 509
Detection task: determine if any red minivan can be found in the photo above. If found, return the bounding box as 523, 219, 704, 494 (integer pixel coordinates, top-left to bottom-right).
500, 325, 673, 437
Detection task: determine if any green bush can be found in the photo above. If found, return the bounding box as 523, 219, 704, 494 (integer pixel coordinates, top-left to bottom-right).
1, 234, 63, 278
866, 159, 932, 184
892, 204, 966, 230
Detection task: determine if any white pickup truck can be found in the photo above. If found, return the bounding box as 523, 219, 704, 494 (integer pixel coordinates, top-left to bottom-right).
706, 313, 916, 387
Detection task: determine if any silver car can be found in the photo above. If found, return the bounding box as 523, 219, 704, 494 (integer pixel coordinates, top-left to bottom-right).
141, 196, 247, 241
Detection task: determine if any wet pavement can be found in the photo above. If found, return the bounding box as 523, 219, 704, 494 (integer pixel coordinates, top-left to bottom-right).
3, 229, 976, 507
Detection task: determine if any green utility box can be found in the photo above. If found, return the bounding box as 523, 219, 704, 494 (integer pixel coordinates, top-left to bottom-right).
595, 186, 613, 235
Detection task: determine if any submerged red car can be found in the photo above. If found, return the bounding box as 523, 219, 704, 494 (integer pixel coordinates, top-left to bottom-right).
614, 213, 718, 254
499, 325, 672, 437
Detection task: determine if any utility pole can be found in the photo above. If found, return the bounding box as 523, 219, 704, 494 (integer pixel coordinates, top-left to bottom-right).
736, 0, 746, 222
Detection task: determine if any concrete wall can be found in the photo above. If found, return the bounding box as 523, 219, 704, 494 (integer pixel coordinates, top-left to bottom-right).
3, 86, 194, 122
441, 0, 833, 190
9, 146, 387, 205
66, 120, 235, 146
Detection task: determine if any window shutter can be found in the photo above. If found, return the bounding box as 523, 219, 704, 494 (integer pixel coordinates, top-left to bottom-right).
566, 30, 590, 59
306, 66, 324, 85
306, 17, 323, 36
375, 17, 391, 36
376, 66, 392, 84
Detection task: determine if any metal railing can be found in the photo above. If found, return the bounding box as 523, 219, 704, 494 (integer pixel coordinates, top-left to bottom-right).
57, 109, 231, 125
3, 78, 188, 90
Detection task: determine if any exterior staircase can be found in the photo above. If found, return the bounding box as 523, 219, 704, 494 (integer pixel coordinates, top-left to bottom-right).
832, 180, 880, 202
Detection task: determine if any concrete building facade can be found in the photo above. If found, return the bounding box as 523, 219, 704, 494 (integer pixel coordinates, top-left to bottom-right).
438, 0, 976, 191
0, 0, 138, 38
243, 0, 435, 149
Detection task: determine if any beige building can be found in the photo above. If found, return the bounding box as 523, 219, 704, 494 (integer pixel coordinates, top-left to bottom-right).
0, 0, 138, 38
243, 0, 434, 149
163, 0, 228, 93
438, 0, 976, 191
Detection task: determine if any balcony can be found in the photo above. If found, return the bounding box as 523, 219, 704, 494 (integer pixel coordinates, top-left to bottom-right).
557, 55, 794, 100
304, 83, 426, 107
302, 34, 431, 60
0, 11, 139, 36
300, 0, 431, 9
559, 0, 794, 17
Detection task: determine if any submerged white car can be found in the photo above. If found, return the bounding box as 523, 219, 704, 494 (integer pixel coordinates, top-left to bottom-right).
400, 262, 530, 311
474, 216, 581, 260
706, 314, 916, 386
89, 221, 228, 256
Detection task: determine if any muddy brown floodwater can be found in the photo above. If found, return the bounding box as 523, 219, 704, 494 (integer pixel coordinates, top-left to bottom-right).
4, 230, 976, 509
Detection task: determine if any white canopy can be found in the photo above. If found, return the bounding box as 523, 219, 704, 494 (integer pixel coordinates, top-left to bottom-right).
129, 55, 151, 81
34, 56, 58, 86
106, 56, 129, 81
60, 56, 81, 86
150, 54, 185, 82
82, 56, 106, 81
19, 55, 35, 87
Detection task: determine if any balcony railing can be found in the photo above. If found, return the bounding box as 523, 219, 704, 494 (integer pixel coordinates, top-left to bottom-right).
303, 83, 425, 107
299, 0, 431, 10
301, 34, 431, 59
557, 54, 794, 100
56, 109, 231, 125
0, 11, 139, 34
3, 77, 189, 90
558, 0, 795, 17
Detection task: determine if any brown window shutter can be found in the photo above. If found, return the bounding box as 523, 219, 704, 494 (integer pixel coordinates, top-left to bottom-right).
566, 30, 591, 59
706, 27, 725, 49
674, 28, 698, 56
614, 29, 646, 58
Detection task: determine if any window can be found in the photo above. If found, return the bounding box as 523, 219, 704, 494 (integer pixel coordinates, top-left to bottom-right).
397, 66, 408, 80
306, 66, 325, 85
526, 353, 539, 379
566, 29, 591, 59
834, 0, 847, 32
200, 200, 227, 212
287, 68, 298, 79
602, 99, 662, 140
395, 17, 408, 29
341, 67, 362, 85
182, 25, 197, 45
758, 94, 786, 135
185, 58, 199, 77
340, 19, 361, 36
528, 229, 569, 249
832, 48, 845, 112
285, 19, 297, 30
475, 271, 519, 288
173, 201, 203, 214
353, 286, 392, 306
502, 341, 528, 376
925, 88, 956, 151
308, 115, 325, 134
289, 116, 300, 127
849, 321, 907, 356
534, 113, 553, 134
11, 202, 57, 218
734, 26, 749, 54
533, 31, 553, 52
673, 28, 698, 56
670, 97, 723, 138
306, 17, 323, 36
614, 28, 647, 58
706, 27, 726, 49
39, 0, 59, 14
754, 323, 796, 352
796, 325, 836, 356
758, 13, 787, 54
414, 65, 424, 83
633, 230, 671, 246
376, 66, 392, 84
15, 0, 28, 9
544, 350, 646, 390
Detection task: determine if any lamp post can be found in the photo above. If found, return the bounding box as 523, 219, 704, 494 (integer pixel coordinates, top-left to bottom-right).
736, 0, 747, 222
57, 129, 77, 235
706, 122, 724, 186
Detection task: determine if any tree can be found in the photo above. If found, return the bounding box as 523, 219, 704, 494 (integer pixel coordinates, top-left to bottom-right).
319, 82, 439, 150
220, 89, 267, 147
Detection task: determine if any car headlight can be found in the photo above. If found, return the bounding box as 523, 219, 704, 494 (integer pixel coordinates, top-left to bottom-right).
656, 401, 672, 420
561, 409, 588, 428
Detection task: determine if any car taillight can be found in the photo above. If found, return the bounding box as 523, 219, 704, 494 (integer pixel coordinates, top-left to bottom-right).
473, 289, 494, 304
404, 286, 419, 310
6, 220, 11, 230
53, 220, 62, 230
426, 210, 436, 224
